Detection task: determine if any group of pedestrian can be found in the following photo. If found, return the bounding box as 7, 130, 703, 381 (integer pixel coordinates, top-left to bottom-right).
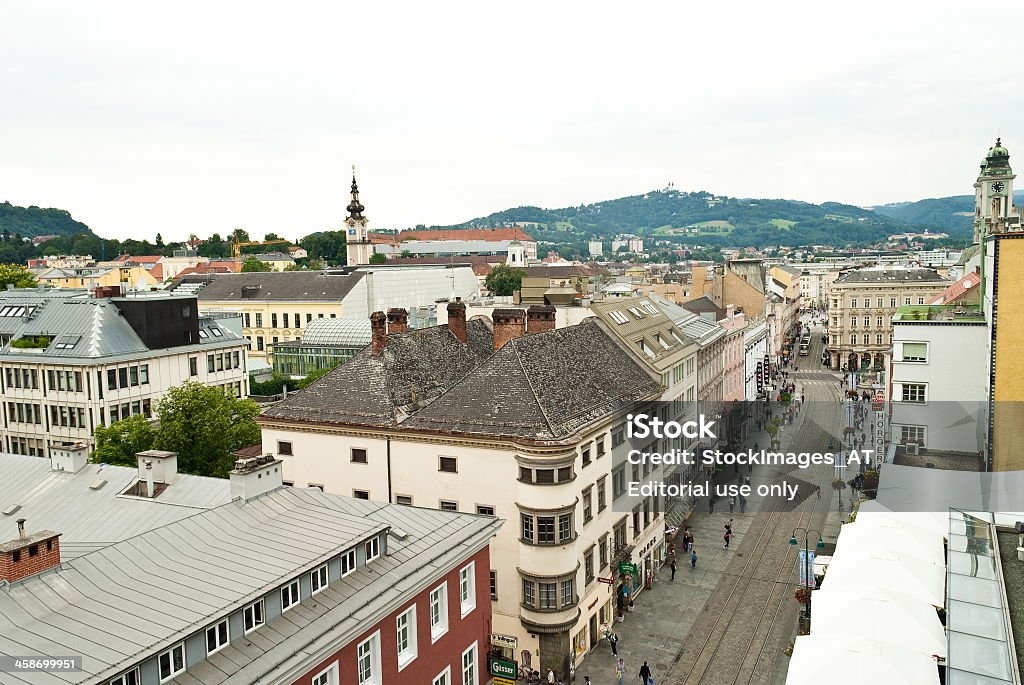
611, 657, 655, 685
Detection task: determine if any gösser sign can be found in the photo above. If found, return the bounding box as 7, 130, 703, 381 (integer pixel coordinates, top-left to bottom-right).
489, 659, 516, 679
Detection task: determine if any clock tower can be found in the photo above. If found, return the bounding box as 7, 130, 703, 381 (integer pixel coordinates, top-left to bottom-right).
345, 166, 373, 266
973, 138, 1017, 243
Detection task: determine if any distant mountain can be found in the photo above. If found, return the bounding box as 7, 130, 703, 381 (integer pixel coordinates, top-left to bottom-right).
871, 191, 1024, 233
430, 188, 962, 249
0, 201, 96, 239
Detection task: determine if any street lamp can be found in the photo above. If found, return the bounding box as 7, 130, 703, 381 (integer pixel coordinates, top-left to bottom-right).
789, 528, 826, 616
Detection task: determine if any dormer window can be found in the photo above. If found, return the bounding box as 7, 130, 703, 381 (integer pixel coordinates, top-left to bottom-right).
365, 537, 380, 562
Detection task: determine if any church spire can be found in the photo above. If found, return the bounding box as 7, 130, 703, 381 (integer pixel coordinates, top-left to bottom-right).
347, 165, 366, 222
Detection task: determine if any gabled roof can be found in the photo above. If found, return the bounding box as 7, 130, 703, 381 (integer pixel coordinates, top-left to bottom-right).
262, 318, 495, 428
173, 272, 363, 301
402, 319, 659, 441
836, 268, 948, 284
368, 227, 535, 244
926, 273, 981, 305
682, 295, 726, 320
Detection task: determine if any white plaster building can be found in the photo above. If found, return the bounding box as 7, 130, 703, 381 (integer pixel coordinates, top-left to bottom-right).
0, 291, 248, 457
257, 305, 666, 680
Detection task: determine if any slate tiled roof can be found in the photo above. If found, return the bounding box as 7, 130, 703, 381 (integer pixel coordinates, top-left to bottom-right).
262, 318, 660, 444
835, 268, 948, 284
262, 318, 495, 428
172, 271, 363, 301
521, 265, 596, 278
403, 320, 660, 442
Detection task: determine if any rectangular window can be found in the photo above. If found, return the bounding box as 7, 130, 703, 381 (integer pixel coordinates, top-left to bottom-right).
255, 313, 263, 327
140, 365, 149, 384
158, 643, 185, 682
905, 297, 911, 305
311, 564, 328, 594
558, 513, 573, 542
489, 570, 497, 600
281, 580, 299, 611
311, 664, 337, 685
476, 504, 495, 516
278, 440, 293, 456
599, 535, 608, 569
851, 298, 857, 308
257, 337, 264, 351
243, 599, 264, 633
207, 355, 215, 373
613, 466, 625, 498
877, 298, 883, 308
439, 456, 457, 473
850, 334, 856, 346
460, 562, 476, 616
282, 313, 289, 329
611, 428, 625, 447
901, 342, 927, 362
129, 366, 139, 386
535, 468, 554, 484
107, 369, 117, 391
430, 583, 449, 641
353, 490, 370, 500
357, 632, 381, 685
901, 384, 927, 403
206, 618, 229, 655
307, 313, 313, 323
110, 669, 139, 685
876, 334, 883, 345
890, 297, 897, 308
341, 548, 356, 576
521, 514, 534, 542
244, 313, 251, 327
365, 537, 380, 561
440, 500, 458, 512
396, 495, 413, 506
537, 516, 556, 544
351, 447, 368, 463
397, 606, 418, 669
118, 367, 128, 388
189, 357, 198, 376
461, 642, 477, 685
582, 488, 593, 522
597, 476, 608, 511
522, 579, 535, 607
917, 297, 925, 305
581, 447, 591, 466
560, 578, 574, 606
900, 425, 927, 447
876, 315, 883, 327
585, 548, 595, 583
539, 582, 557, 609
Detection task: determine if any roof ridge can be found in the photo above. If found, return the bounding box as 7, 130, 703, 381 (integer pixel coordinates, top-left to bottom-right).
509, 333, 558, 438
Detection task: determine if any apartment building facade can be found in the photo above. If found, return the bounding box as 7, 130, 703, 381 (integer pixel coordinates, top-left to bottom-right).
827, 267, 948, 372
0, 291, 247, 457
257, 305, 667, 679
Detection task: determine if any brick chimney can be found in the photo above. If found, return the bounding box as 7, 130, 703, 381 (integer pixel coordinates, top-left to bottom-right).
387, 308, 409, 335
370, 311, 387, 355
527, 305, 556, 335
0, 519, 61, 584
447, 300, 467, 343
493, 308, 527, 351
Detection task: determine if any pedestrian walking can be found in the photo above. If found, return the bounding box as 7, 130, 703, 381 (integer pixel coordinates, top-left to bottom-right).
816, 486, 821, 499
584, 677, 592, 685
639, 661, 652, 685
670, 558, 677, 580
616, 659, 626, 685
708, 496, 715, 514
729, 496, 736, 513
547, 669, 555, 684
691, 548, 698, 568
739, 494, 747, 513
609, 631, 619, 656
723, 530, 731, 549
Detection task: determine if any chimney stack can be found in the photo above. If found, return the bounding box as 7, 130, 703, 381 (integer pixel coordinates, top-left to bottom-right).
1, 520, 61, 584
230, 454, 284, 502
370, 311, 387, 355
492, 308, 527, 351
447, 300, 467, 343
387, 308, 409, 335
526, 305, 556, 335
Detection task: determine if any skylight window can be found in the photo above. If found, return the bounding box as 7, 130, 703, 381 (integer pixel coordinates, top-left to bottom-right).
642, 303, 659, 315
627, 307, 645, 319
655, 334, 670, 350
54, 336, 80, 350
210, 327, 223, 337
636, 339, 656, 359
608, 311, 629, 325
198, 329, 208, 339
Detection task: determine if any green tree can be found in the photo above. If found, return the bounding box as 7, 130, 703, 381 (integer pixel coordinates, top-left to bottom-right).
484, 264, 526, 296
199, 233, 228, 258
92, 414, 156, 466
264, 232, 282, 241
0, 263, 38, 289
155, 233, 165, 249
153, 381, 262, 478
400, 249, 412, 258
369, 253, 388, 264
231, 228, 250, 245
241, 256, 272, 272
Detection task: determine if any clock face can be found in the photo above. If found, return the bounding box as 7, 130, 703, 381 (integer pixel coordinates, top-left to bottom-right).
992, 181, 1005, 193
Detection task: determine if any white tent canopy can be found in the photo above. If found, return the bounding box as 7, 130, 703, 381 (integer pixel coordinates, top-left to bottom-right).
824, 547, 945, 607
811, 588, 946, 658
833, 519, 945, 568
786, 635, 940, 685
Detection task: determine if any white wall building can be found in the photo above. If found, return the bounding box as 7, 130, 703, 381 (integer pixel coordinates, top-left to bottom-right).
589, 240, 604, 257
744, 319, 770, 400
257, 306, 666, 680
0, 291, 248, 457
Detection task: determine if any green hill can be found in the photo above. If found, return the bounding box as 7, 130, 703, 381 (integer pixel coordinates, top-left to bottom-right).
872, 190, 1024, 232
0, 201, 95, 239
431, 188, 948, 250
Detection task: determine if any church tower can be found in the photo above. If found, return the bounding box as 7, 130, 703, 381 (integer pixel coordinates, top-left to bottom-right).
973, 138, 1017, 243
345, 167, 373, 266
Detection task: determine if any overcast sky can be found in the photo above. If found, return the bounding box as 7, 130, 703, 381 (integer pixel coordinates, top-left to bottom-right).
1, 1, 1020, 242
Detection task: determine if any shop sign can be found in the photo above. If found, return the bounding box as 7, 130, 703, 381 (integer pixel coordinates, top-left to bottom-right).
618, 562, 638, 576
490, 634, 518, 651
489, 658, 517, 679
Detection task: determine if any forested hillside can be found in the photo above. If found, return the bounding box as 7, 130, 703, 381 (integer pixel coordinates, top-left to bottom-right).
0, 201, 95, 239
872, 190, 1024, 232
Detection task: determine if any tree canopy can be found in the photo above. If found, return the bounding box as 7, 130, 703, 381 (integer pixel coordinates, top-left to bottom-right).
92, 382, 261, 478
0, 263, 38, 289
368, 252, 388, 264
241, 256, 272, 272
484, 264, 525, 296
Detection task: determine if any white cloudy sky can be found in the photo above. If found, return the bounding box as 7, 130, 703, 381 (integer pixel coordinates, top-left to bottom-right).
0, 1, 1020, 241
